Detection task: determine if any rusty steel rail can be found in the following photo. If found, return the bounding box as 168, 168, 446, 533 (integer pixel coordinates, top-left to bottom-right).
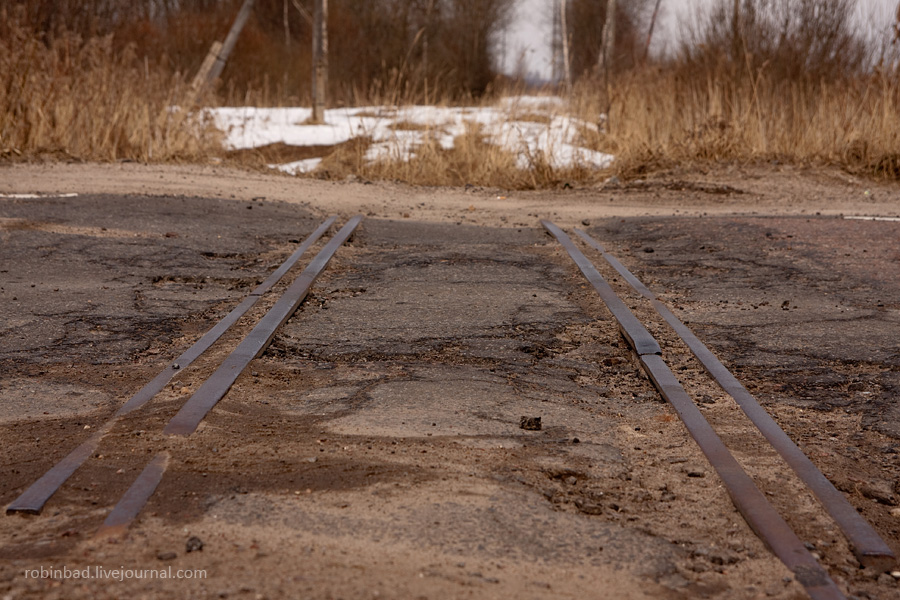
95, 453, 169, 540
543, 220, 848, 600
93, 215, 362, 538
6, 216, 337, 515
573, 228, 895, 572
164, 215, 363, 436
540, 222, 660, 355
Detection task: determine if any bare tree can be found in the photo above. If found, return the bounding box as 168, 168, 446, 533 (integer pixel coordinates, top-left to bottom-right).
683, 0, 868, 81
893, 0, 900, 44
642, 0, 662, 62
283, 0, 291, 47
437, 0, 515, 94
564, 0, 649, 81
598, 0, 616, 77
731, 0, 741, 62
560, 0, 571, 90
5, 0, 521, 102
311, 0, 327, 121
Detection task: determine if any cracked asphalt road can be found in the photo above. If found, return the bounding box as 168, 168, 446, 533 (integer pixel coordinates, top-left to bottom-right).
1, 172, 899, 599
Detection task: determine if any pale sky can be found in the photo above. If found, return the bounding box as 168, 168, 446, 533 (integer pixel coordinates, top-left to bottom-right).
503, 0, 900, 82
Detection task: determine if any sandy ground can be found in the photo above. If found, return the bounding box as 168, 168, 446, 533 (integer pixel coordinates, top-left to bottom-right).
2, 161, 899, 226
1, 162, 900, 600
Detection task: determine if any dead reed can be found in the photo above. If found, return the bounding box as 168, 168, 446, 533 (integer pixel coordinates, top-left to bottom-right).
0, 23, 221, 162
306, 107, 602, 190
4, 0, 900, 186
576, 64, 900, 180
582, 0, 900, 180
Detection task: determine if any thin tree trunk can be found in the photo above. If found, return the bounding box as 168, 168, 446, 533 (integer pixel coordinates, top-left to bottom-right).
311, 0, 328, 123
732, 0, 741, 62
560, 0, 571, 91
642, 0, 663, 63
599, 0, 616, 76
598, 0, 617, 130
895, 1, 900, 43
284, 0, 291, 48
423, 0, 435, 79
291, 0, 313, 26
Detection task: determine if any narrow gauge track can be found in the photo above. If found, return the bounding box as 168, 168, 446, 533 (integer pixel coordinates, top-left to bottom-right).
542, 221, 895, 600
570, 227, 894, 571
3, 216, 894, 600
6, 215, 361, 521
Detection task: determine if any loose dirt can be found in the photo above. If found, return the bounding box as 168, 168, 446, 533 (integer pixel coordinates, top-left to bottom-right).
1, 162, 899, 599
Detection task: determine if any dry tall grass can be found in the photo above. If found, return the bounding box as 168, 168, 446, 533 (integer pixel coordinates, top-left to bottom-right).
0, 23, 220, 162
580, 0, 900, 180
575, 66, 900, 180
4, 1, 900, 186
308, 118, 532, 188
299, 97, 605, 189
355, 123, 563, 189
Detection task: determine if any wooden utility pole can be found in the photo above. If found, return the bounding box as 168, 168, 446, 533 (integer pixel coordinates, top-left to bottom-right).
208, 0, 255, 83
188, 0, 255, 103
559, 0, 571, 92
311, 0, 328, 123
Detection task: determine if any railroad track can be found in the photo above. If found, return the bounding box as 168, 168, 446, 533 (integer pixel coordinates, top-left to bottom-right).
541, 221, 894, 600
4, 215, 895, 600
6, 215, 360, 517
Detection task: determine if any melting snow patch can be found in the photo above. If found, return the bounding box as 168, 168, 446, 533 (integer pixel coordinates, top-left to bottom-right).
0, 193, 79, 199
274, 158, 323, 175
207, 96, 612, 174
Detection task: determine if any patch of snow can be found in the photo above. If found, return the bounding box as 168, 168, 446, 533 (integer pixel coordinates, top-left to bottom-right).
498, 95, 565, 109
0, 193, 79, 199
207, 97, 612, 174
274, 158, 323, 175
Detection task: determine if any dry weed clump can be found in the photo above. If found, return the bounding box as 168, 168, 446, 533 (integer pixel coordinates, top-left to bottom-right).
0, 22, 220, 162
362, 120, 603, 189
315, 122, 528, 188
307, 117, 598, 190
596, 67, 900, 180
574, 0, 900, 181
